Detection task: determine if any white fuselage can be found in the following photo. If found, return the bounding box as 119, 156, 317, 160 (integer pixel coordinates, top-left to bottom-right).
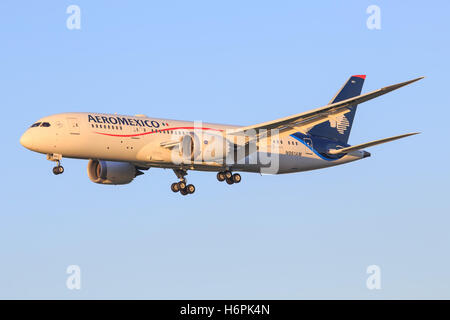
20, 112, 365, 174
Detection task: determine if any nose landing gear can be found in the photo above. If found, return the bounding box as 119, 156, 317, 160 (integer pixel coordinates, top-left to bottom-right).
52, 163, 64, 175
47, 154, 64, 175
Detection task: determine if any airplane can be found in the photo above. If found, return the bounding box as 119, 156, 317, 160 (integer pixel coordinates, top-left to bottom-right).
20, 75, 423, 195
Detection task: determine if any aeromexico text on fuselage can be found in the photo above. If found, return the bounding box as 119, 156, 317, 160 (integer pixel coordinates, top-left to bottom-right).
88, 114, 166, 128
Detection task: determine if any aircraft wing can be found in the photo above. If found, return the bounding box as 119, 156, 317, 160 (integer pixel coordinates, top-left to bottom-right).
227, 77, 423, 138
328, 132, 420, 155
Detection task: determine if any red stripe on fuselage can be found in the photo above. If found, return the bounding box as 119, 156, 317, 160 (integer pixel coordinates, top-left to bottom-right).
93, 126, 224, 138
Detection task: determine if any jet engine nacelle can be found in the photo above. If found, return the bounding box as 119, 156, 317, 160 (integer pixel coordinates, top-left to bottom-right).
87, 159, 143, 185
178, 132, 232, 162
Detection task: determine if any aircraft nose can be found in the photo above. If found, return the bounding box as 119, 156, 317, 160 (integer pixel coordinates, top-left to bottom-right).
20, 131, 33, 150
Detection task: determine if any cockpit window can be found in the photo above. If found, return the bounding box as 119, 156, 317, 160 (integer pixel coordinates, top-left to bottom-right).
41, 122, 51, 127
30, 122, 41, 128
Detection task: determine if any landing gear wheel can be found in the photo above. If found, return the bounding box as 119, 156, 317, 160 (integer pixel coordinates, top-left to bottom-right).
217, 172, 225, 182
52, 166, 64, 175
178, 181, 186, 190
232, 173, 241, 183
180, 188, 188, 196
226, 178, 234, 185
224, 171, 232, 179
186, 184, 195, 194
171, 182, 180, 193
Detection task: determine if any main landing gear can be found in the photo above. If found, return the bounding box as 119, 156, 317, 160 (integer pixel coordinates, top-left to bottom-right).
217, 170, 241, 185
47, 154, 64, 175
171, 168, 195, 196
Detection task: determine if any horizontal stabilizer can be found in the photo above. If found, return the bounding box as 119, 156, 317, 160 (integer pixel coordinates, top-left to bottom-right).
328, 132, 420, 155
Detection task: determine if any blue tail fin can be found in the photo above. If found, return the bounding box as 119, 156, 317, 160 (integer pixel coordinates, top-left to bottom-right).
309, 75, 366, 144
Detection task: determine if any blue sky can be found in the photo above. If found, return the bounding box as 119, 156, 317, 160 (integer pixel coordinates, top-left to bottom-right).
0, 1, 449, 299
